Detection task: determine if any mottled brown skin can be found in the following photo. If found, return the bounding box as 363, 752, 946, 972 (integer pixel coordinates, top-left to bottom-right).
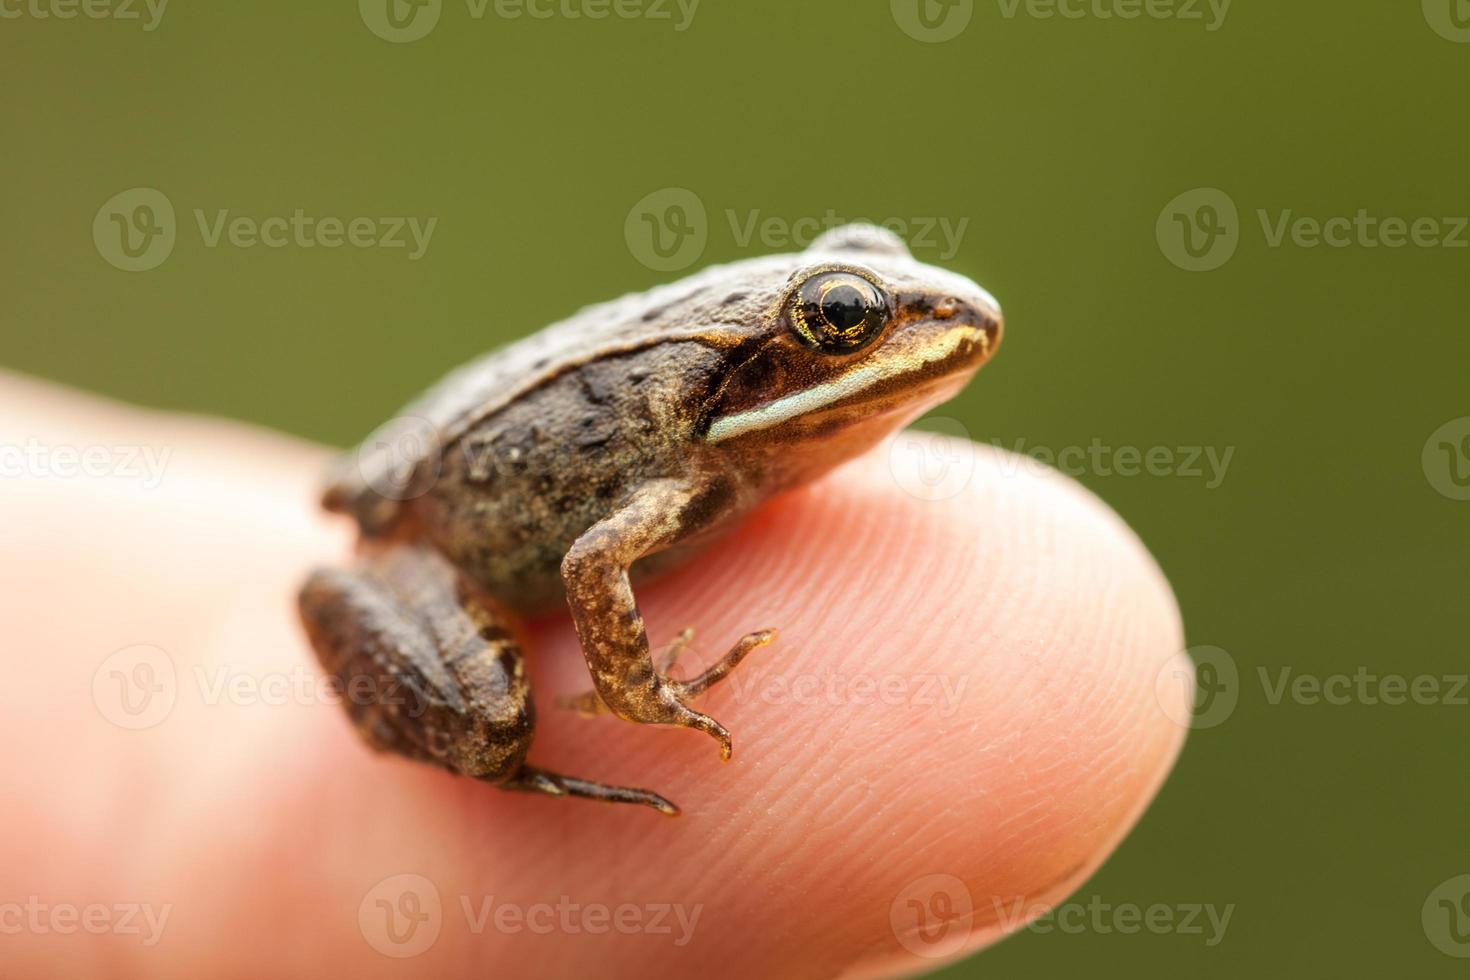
299, 225, 1003, 814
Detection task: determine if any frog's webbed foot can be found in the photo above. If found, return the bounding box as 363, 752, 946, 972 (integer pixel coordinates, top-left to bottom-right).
556, 627, 694, 716
298, 541, 680, 815
649, 627, 779, 761
560, 478, 778, 761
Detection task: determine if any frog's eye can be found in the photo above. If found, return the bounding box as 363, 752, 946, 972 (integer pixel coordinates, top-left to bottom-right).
788, 271, 891, 354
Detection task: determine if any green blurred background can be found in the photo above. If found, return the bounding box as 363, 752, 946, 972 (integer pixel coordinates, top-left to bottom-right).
4, 0, 1468, 975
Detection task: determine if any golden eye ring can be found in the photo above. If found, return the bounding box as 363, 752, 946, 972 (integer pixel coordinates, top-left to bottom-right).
788, 270, 891, 354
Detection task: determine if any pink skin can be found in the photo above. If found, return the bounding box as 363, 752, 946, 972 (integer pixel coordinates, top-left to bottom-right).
1, 372, 1190, 979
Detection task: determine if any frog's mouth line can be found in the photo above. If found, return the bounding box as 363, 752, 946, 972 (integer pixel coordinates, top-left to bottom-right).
704, 325, 986, 444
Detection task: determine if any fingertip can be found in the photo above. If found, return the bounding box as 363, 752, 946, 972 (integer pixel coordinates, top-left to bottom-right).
597, 435, 1192, 975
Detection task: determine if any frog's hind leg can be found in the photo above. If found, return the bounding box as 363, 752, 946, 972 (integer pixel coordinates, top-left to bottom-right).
297, 542, 678, 816
558, 478, 779, 760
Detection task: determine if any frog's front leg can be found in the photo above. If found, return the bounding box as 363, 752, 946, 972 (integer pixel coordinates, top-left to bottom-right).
298, 542, 678, 815
560, 477, 776, 760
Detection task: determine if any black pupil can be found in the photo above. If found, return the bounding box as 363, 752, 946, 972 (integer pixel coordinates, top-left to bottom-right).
821, 284, 869, 330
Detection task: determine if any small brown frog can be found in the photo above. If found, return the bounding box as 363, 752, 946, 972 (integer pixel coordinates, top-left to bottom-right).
299, 225, 1002, 815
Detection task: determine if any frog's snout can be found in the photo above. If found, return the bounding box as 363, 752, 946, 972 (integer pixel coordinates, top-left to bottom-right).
961, 295, 1003, 358
915, 289, 1004, 362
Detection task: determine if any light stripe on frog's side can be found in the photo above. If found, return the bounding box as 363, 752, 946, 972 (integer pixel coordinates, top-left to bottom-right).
705, 325, 987, 444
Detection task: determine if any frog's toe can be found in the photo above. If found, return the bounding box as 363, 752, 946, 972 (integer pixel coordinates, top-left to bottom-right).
668, 627, 777, 700
673, 705, 734, 762
506, 766, 680, 816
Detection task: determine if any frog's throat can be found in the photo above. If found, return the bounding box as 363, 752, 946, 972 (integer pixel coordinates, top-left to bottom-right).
704, 325, 985, 445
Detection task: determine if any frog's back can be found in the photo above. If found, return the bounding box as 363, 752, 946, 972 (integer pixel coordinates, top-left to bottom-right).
322, 256, 792, 534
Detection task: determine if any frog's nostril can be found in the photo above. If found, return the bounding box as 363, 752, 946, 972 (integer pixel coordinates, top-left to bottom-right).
932, 296, 961, 320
